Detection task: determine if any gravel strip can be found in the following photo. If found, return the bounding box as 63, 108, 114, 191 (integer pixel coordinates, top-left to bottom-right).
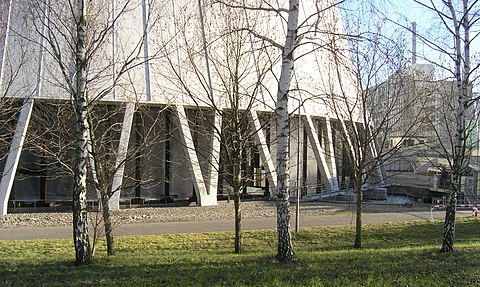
0, 200, 429, 229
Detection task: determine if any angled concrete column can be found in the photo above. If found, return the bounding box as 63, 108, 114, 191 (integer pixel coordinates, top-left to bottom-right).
109, 102, 135, 210
176, 104, 216, 206
0, 99, 34, 215
250, 110, 277, 195
369, 132, 386, 185
207, 112, 221, 195
339, 119, 357, 164
0, 0, 46, 215
324, 118, 338, 185
305, 115, 338, 191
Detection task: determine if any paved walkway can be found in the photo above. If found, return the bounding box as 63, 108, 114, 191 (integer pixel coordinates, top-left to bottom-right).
0, 210, 472, 240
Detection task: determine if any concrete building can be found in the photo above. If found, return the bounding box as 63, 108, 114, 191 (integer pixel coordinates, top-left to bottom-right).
373, 64, 462, 152
370, 62, 480, 203
0, 0, 361, 214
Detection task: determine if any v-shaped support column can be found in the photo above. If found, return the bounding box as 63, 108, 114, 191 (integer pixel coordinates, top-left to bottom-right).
305, 115, 338, 191
176, 104, 216, 206
339, 119, 357, 164
324, 118, 338, 187
250, 110, 277, 195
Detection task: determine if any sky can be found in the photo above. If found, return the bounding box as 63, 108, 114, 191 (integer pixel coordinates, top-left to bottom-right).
339, 0, 480, 81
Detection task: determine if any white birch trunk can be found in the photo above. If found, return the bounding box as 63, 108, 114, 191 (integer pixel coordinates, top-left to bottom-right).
441, 0, 470, 252
72, 0, 92, 265
275, 0, 299, 262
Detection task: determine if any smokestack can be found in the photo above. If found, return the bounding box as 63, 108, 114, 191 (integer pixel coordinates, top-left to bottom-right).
412, 22, 417, 65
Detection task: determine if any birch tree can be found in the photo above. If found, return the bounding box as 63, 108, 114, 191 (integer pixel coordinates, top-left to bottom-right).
214, 0, 301, 261
211, 0, 344, 261
90, 103, 170, 256
325, 9, 422, 247
389, 0, 480, 252
24, 0, 162, 264
415, 0, 480, 252
70, 0, 92, 265
160, 0, 275, 254
275, 0, 298, 262
364, 0, 480, 252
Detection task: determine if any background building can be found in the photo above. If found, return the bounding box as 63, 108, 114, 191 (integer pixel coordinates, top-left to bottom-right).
370, 62, 480, 203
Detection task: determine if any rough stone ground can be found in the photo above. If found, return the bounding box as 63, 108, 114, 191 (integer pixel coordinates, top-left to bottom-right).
0, 200, 429, 229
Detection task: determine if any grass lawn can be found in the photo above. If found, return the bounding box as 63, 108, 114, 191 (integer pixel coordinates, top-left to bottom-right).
1, 217, 480, 286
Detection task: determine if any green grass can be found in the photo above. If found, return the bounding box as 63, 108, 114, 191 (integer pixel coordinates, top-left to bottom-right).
1, 218, 480, 286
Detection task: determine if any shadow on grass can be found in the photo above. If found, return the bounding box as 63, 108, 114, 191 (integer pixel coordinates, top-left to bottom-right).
294, 217, 480, 252
2, 246, 480, 287
1, 218, 480, 286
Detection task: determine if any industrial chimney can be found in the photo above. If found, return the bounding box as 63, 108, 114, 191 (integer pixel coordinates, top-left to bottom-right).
412, 22, 417, 65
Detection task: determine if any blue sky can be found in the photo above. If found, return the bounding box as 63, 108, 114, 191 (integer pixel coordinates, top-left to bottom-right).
340, 0, 437, 62
340, 0, 480, 80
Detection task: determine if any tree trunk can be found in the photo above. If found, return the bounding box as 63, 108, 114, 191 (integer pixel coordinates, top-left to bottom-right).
441, 185, 457, 252
276, 194, 294, 261
275, 0, 299, 262
72, 87, 92, 265
233, 191, 242, 254
72, 145, 92, 266
87, 122, 115, 257
233, 158, 242, 254
101, 191, 115, 256
354, 187, 362, 249
72, 0, 91, 265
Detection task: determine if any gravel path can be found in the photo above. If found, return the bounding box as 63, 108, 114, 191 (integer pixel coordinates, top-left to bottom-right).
0, 200, 429, 229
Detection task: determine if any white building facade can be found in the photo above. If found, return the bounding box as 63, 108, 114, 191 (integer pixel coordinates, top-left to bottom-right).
0, 0, 361, 214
